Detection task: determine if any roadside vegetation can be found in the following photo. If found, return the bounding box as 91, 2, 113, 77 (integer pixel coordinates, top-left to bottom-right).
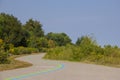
44, 36, 120, 67
0, 58, 32, 71
0, 12, 120, 70
0, 13, 71, 70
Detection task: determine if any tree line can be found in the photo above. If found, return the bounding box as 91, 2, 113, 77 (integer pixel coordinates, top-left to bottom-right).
0, 13, 71, 63
0, 13, 72, 48
0, 13, 120, 67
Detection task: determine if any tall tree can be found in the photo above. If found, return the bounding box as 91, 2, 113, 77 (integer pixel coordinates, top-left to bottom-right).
46, 32, 71, 46
0, 13, 28, 47
23, 19, 45, 48
23, 19, 44, 37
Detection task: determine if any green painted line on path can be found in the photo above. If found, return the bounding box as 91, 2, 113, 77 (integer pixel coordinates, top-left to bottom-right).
5, 63, 64, 80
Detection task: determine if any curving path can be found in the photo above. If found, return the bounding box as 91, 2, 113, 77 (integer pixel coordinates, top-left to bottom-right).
0, 53, 120, 80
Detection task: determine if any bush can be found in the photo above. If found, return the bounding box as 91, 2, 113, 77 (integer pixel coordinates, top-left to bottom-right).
10, 47, 39, 55
0, 39, 10, 64
44, 45, 80, 60
44, 44, 120, 67
0, 51, 10, 64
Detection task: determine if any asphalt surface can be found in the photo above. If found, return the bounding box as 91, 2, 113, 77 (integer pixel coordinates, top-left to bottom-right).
0, 53, 120, 80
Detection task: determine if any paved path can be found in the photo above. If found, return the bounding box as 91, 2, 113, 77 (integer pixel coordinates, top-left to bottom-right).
0, 53, 120, 80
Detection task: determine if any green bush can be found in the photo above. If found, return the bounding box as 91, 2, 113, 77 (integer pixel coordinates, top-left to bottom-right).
44, 44, 120, 67
0, 39, 10, 64
0, 51, 10, 64
11, 47, 39, 55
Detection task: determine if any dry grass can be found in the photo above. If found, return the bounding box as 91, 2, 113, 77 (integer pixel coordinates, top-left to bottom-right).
0, 60, 32, 71
0, 55, 32, 71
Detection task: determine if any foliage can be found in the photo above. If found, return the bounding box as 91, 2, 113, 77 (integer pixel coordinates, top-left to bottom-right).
0, 51, 10, 64
47, 40, 56, 48
44, 36, 120, 67
76, 36, 101, 55
27, 37, 48, 52
10, 47, 39, 55
23, 19, 44, 37
0, 13, 29, 47
0, 39, 10, 64
76, 36, 95, 45
23, 19, 46, 49
46, 32, 71, 46
1, 12, 120, 68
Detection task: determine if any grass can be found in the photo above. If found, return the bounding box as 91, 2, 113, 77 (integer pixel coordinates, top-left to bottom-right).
0, 54, 32, 71
81, 58, 120, 68
0, 60, 32, 71
44, 45, 120, 68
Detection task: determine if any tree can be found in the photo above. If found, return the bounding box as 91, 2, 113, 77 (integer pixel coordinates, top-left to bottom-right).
46, 32, 71, 46
76, 38, 81, 46
23, 19, 44, 37
76, 36, 96, 46
23, 19, 45, 47
76, 36, 98, 55
0, 13, 28, 47
27, 37, 48, 51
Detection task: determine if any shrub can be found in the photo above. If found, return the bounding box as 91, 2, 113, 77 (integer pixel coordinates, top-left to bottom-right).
0, 51, 10, 64
44, 44, 120, 67
0, 39, 10, 64
10, 47, 39, 55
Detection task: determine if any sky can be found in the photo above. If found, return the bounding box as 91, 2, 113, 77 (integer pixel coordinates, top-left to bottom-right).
0, 0, 120, 47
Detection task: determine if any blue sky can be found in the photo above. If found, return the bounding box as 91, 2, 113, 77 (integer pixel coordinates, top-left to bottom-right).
0, 0, 120, 47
